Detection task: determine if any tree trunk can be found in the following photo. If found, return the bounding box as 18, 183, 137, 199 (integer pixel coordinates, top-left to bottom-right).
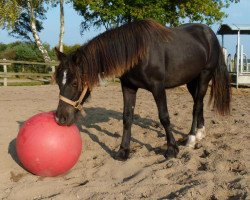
58, 0, 64, 52
27, 0, 51, 62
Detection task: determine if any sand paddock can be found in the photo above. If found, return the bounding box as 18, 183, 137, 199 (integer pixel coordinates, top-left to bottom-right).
0, 84, 249, 199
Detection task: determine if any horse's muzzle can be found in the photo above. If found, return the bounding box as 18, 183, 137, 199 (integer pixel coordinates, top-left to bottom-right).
55, 109, 75, 126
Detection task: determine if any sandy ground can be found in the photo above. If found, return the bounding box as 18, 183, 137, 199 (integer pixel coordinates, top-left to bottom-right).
0, 83, 249, 200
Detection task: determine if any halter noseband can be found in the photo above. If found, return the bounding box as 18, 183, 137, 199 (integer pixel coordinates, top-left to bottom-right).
59, 83, 88, 111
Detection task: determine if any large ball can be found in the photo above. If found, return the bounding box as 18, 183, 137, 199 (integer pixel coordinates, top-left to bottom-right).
16, 112, 82, 177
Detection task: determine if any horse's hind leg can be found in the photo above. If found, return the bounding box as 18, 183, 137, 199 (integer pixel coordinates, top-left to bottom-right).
186, 71, 211, 147
152, 86, 179, 158
187, 79, 206, 140
116, 83, 137, 160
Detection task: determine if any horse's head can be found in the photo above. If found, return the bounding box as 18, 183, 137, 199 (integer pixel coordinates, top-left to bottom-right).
54, 48, 91, 126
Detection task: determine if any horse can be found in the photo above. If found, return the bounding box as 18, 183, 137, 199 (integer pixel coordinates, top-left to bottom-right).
54, 19, 231, 160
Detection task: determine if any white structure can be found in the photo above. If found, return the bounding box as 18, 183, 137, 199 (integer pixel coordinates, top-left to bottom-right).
217, 24, 250, 88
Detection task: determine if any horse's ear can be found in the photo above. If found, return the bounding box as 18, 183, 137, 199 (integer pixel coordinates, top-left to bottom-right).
55, 47, 66, 61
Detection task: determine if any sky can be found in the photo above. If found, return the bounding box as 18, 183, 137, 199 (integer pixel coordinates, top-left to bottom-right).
0, 0, 249, 56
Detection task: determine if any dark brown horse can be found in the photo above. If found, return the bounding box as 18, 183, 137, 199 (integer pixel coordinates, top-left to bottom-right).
54, 19, 231, 160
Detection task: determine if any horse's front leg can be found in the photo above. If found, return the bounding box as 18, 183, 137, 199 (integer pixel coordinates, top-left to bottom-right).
116, 84, 137, 160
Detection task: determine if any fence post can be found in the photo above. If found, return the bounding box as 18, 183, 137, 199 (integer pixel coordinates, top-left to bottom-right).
51, 66, 55, 73
3, 59, 7, 86
51, 60, 55, 73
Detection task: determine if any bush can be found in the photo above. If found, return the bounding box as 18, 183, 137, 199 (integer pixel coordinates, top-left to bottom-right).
0, 42, 81, 73
63, 44, 81, 54
0, 43, 7, 52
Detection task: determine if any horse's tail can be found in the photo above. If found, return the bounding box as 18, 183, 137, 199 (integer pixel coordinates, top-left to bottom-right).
209, 47, 231, 115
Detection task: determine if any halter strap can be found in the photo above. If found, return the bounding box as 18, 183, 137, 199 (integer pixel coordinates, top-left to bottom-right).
59, 84, 88, 111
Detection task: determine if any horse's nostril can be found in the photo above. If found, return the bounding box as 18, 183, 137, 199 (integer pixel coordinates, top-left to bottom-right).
55, 113, 67, 125
60, 116, 67, 124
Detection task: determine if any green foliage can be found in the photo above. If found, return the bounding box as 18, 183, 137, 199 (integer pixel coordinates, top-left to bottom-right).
0, 42, 62, 72
0, 1, 58, 62
0, 43, 7, 52
0, 48, 16, 60
5, 1, 48, 42
0, 0, 21, 28
14, 44, 39, 61
73, 0, 239, 33
0, 42, 80, 62
63, 44, 81, 54
1, 42, 38, 61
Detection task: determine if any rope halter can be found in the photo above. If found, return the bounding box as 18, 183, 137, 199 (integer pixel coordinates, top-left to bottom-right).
59, 83, 88, 111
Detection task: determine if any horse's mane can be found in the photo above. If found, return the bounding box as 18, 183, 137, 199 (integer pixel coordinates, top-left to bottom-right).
71, 19, 172, 88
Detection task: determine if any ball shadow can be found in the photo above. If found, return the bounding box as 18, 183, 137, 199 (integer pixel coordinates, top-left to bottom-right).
8, 120, 25, 168
8, 138, 23, 168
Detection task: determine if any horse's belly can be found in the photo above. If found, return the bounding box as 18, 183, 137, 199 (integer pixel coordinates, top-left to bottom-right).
164, 63, 204, 88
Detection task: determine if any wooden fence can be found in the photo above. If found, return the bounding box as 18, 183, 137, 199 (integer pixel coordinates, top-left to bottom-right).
0, 59, 59, 86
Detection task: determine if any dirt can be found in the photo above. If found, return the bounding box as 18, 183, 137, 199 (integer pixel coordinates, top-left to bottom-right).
0, 84, 249, 200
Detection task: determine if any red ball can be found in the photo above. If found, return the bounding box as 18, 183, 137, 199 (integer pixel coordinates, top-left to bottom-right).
16, 112, 82, 177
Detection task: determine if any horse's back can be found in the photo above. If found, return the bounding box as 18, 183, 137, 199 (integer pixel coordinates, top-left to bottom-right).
122, 22, 220, 89
168, 23, 217, 57
174, 23, 219, 53
175, 23, 214, 35
160, 23, 220, 87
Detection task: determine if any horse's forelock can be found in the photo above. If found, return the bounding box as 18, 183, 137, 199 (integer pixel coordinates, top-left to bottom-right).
67, 58, 84, 92
54, 54, 83, 92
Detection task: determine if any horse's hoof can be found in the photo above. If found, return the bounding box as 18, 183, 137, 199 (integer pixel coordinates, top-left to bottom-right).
186, 135, 196, 148
196, 126, 206, 141
115, 148, 130, 161
164, 145, 179, 159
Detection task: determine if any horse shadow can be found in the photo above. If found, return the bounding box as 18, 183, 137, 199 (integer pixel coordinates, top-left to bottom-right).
77, 107, 187, 158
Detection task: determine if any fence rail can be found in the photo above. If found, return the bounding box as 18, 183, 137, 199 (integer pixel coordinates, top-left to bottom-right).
0, 59, 59, 86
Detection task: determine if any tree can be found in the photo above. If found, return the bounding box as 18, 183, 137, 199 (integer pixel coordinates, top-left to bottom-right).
50, 0, 66, 52
58, 0, 64, 52
1, 0, 67, 61
27, 0, 51, 62
0, 0, 21, 28
8, 2, 46, 43
73, 0, 239, 33
0, 0, 51, 62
